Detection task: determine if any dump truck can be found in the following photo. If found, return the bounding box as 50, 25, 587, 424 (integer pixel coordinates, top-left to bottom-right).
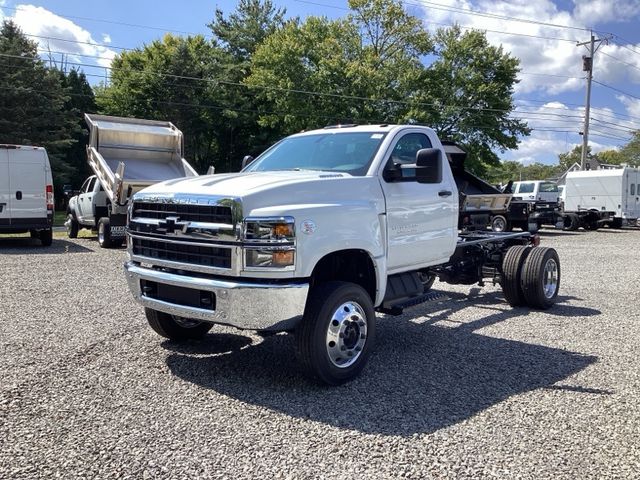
66, 114, 198, 247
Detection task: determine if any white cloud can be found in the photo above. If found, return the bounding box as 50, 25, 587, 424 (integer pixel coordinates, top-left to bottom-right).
501, 100, 628, 163
616, 95, 640, 120
102, 33, 112, 44
419, 0, 640, 95
9, 4, 116, 68
572, 0, 640, 26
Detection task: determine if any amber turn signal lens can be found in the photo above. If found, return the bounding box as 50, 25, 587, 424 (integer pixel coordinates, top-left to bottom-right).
272, 250, 294, 266
273, 223, 294, 237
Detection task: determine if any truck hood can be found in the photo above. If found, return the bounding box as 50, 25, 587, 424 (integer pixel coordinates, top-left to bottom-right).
141, 171, 351, 196
135, 170, 385, 217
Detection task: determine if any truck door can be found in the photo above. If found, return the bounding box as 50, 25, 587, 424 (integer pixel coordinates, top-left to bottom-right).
77, 177, 96, 223
8, 148, 46, 220
380, 132, 458, 272
631, 170, 640, 219
0, 148, 10, 225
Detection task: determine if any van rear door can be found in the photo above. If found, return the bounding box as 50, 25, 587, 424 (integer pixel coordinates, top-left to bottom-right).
0, 147, 11, 224
9, 148, 47, 220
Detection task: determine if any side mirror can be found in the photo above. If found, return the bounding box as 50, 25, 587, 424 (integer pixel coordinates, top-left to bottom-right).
415, 148, 442, 184
241, 155, 254, 170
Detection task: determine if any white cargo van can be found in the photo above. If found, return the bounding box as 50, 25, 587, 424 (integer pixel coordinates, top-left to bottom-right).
0, 145, 54, 246
512, 180, 560, 203
564, 167, 640, 228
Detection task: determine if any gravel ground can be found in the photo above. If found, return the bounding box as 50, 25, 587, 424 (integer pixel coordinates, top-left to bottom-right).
1, 228, 639, 479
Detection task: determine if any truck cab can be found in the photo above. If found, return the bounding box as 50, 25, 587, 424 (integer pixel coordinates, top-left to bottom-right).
512, 180, 560, 203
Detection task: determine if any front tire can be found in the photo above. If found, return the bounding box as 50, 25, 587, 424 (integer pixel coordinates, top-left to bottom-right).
520, 247, 560, 309
295, 281, 376, 385
491, 215, 510, 232
97, 217, 113, 248
66, 213, 79, 238
145, 308, 213, 340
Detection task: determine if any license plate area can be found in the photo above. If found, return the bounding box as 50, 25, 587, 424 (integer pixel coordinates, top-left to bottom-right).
140, 280, 216, 311
111, 225, 126, 237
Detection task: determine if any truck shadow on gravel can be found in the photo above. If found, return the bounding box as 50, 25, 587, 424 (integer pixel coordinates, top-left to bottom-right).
165, 291, 600, 436
0, 237, 93, 253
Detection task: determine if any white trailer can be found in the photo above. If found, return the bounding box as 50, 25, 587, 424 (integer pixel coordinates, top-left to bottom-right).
66, 114, 199, 247
564, 168, 640, 229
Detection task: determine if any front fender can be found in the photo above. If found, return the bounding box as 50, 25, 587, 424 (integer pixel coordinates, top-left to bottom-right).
295, 206, 387, 306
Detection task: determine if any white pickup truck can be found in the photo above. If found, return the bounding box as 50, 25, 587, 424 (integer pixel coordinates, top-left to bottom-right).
124, 125, 562, 385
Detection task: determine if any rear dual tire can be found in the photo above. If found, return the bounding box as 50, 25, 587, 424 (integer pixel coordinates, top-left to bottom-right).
502, 246, 560, 310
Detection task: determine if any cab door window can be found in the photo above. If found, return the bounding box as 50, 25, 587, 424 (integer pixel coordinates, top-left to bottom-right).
385, 133, 433, 181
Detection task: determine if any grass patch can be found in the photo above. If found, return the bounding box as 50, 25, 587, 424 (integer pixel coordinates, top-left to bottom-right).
54, 211, 67, 226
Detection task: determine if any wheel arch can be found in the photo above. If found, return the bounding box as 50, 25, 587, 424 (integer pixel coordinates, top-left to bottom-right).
309, 249, 384, 306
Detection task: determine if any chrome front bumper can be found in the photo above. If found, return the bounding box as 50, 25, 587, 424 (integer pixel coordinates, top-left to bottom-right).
124, 262, 309, 331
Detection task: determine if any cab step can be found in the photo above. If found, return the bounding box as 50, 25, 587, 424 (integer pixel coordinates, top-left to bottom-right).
378, 291, 449, 316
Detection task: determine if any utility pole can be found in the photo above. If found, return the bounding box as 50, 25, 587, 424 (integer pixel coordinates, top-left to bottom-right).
577, 32, 612, 170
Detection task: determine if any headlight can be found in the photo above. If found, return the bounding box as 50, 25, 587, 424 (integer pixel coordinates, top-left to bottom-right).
243, 216, 295, 269
245, 248, 295, 268
243, 216, 295, 242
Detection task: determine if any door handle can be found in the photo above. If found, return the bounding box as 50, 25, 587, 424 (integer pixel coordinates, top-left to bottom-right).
438, 190, 452, 197
15, 191, 22, 200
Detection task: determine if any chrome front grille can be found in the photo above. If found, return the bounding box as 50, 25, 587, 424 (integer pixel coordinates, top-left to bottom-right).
128, 195, 242, 275
132, 201, 233, 224
132, 237, 232, 269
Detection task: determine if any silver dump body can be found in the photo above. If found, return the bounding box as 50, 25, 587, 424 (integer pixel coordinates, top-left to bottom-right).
85, 114, 198, 210
443, 142, 512, 213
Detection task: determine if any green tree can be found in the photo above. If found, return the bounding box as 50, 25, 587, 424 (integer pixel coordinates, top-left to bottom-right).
247, 0, 434, 131
620, 131, 640, 166
0, 20, 78, 193
406, 26, 528, 174
59, 69, 96, 187
96, 34, 226, 171
208, 0, 289, 169
598, 149, 626, 166
208, 0, 286, 63
247, 2, 526, 174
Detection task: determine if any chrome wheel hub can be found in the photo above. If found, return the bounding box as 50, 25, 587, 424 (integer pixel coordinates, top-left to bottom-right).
543, 258, 558, 298
98, 223, 104, 243
493, 217, 506, 232
326, 301, 367, 368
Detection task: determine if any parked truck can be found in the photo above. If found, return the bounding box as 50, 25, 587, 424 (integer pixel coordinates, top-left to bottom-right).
442, 141, 514, 232
123, 125, 562, 385
562, 168, 639, 229
66, 114, 198, 247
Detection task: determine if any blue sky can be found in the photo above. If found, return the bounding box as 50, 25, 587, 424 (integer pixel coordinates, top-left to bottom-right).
1, 0, 639, 166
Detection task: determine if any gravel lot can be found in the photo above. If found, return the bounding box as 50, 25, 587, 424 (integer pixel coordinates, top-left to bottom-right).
1, 228, 639, 479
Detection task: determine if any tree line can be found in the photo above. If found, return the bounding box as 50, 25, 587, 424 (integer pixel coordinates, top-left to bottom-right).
0, 0, 638, 197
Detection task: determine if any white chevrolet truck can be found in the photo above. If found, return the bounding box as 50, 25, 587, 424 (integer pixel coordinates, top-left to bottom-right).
124, 125, 561, 385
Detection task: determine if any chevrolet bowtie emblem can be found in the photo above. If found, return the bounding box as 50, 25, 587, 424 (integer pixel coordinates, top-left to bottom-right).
159, 216, 188, 234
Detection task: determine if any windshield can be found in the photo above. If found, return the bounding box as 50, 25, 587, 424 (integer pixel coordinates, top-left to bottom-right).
244, 132, 387, 176
540, 182, 558, 192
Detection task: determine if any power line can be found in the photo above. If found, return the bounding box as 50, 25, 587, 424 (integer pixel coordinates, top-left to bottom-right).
0, 52, 587, 121
612, 37, 640, 56
401, 0, 593, 33
593, 79, 640, 101
600, 50, 640, 73
294, 0, 580, 42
